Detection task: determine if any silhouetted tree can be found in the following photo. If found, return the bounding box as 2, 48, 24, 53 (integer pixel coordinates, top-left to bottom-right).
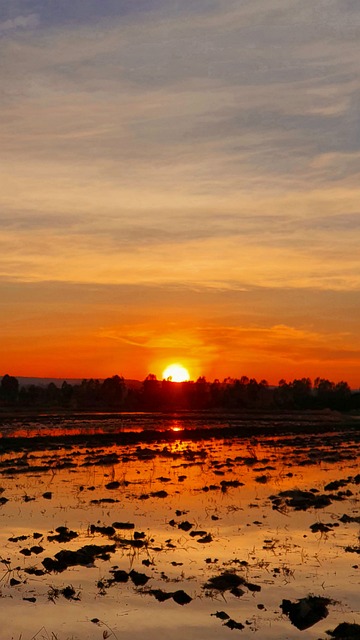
0, 374, 19, 405
290, 378, 313, 409
101, 375, 126, 409
60, 381, 74, 408
314, 378, 335, 408
142, 374, 161, 410
45, 382, 59, 407
333, 381, 351, 410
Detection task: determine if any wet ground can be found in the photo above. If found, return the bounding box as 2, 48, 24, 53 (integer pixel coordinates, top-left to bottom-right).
0, 414, 359, 639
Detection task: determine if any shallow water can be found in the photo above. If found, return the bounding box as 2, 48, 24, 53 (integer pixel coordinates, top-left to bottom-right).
0, 418, 359, 640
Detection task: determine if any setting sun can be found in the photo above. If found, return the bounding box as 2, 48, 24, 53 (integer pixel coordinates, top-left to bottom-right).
162, 364, 190, 382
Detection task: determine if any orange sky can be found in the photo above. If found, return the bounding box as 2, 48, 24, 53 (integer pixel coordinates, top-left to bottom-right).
1, 2, 360, 387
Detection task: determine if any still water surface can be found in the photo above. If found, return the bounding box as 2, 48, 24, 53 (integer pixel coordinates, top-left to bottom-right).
0, 414, 359, 639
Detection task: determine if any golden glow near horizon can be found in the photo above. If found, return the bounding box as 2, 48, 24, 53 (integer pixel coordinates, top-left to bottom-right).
162, 364, 190, 382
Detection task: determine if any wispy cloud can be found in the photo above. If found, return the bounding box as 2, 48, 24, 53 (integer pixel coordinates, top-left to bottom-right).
0, 13, 39, 33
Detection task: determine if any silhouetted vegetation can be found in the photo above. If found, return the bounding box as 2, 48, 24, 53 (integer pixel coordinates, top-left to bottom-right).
0, 373, 359, 413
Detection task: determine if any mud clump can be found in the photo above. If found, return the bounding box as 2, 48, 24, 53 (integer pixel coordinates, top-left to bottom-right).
129, 569, 150, 586
90, 498, 119, 504
270, 490, 338, 511
105, 480, 121, 489
89, 524, 115, 537
20, 544, 44, 556
211, 611, 230, 620
169, 519, 193, 532
340, 514, 360, 524
111, 569, 129, 583
24, 567, 45, 576
112, 521, 135, 530
103, 568, 150, 588
197, 533, 213, 544
10, 577, 21, 586
150, 490, 168, 498
145, 588, 192, 605
48, 526, 78, 543
310, 522, 336, 534
326, 622, 360, 639
204, 571, 260, 595
48, 585, 81, 601
280, 595, 334, 630
42, 544, 116, 573
211, 611, 244, 630
224, 619, 245, 630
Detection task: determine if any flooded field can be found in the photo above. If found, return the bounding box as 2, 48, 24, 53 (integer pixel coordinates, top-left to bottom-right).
0, 414, 359, 640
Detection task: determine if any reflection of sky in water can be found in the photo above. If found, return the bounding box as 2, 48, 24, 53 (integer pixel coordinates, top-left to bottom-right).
0, 410, 346, 438
0, 431, 359, 639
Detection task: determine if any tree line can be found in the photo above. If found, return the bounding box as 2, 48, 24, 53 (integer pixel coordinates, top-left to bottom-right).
0, 373, 359, 412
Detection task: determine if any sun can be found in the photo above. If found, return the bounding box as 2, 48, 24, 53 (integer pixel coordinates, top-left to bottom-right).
162, 363, 190, 382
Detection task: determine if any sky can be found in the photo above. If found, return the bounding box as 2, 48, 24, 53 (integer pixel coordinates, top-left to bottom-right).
1, 0, 360, 385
